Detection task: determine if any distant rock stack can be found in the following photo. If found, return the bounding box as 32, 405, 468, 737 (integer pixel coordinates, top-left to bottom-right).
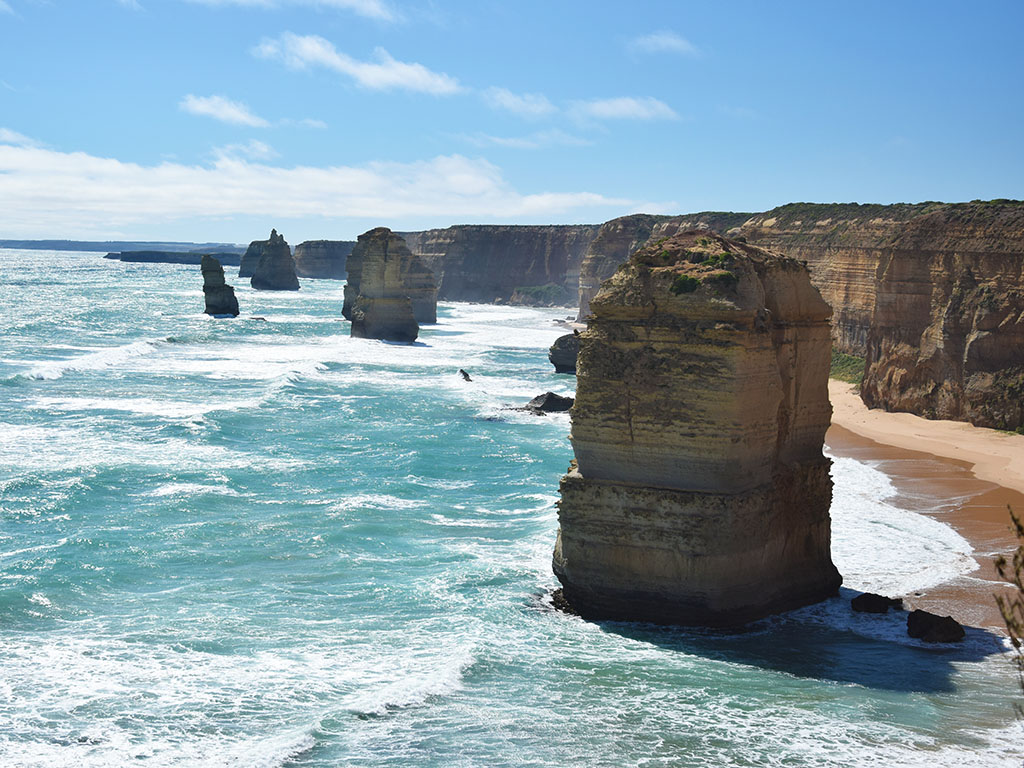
548, 333, 579, 374
201, 254, 240, 317
346, 227, 424, 342
238, 238, 268, 278
250, 229, 300, 291
293, 240, 355, 279
402, 250, 439, 324
553, 231, 842, 626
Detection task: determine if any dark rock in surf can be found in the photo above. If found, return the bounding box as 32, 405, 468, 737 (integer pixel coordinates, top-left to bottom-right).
906, 609, 965, 642
523, 392, 574, 414
851, 592, 902, 614
549, 332, 580, 374
201, 255, 240, 317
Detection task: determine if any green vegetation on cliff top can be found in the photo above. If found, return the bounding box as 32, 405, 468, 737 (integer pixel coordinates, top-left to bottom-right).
830, 351, 865, 385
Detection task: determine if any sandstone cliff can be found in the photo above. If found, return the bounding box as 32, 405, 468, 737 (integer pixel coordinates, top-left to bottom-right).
554, 231, 841, 625
346, 227, 430, 341
200, 254, 239, 317
400, 224, 599, 305
293, 240, 355, 279
250, 229, 300, 291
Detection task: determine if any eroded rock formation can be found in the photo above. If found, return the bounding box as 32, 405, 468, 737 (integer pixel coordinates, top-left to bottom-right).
553, 231, 842, 625
238, 237, 267, 278
346, 227, 424, 342
250, 229, 300, 291
293, 240, 355, 279
400, 225, 599, 305
548, 333, 579, 374
344, 227, 437, 327
201, 255, 239, 317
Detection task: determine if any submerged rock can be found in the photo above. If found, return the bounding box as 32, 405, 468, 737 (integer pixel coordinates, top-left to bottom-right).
548, 332, 580, 374
250, 229, 299, 291
553, 230, 842, 626
851, 592, 902, 613
906, 609, 965, 643
344, 227, 437, 325
201, 255, 239, 317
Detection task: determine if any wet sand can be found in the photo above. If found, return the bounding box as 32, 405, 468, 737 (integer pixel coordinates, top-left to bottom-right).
826, 382, 1022, 630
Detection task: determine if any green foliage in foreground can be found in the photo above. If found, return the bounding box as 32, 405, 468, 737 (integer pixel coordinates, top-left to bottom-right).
995, 506, 1024, 716
830, 350, 865, 385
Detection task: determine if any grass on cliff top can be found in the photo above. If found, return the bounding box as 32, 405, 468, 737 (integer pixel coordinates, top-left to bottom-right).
830, 350, 865, 385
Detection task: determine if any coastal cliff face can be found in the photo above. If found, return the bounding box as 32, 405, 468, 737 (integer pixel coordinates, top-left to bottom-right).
250, 229, 299, 291
401, 224, 599, 305
554, 231, 841, 625
293, 240, 355, 279
346, 227, 427, 341
733, 202, 1024, 428
200, 255, 239, 317
238, 238, 267, 278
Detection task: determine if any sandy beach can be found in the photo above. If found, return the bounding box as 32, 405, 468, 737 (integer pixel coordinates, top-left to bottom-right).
827, 379, 1022, 629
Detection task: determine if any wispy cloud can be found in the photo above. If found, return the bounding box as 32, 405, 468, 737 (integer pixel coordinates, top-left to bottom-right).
179, 94, 270, 127
628, 30, 699, 57
184, 0, 395, 22
570, 97, 679, 121
461, 129, 592, 150
482, 87, 556, 118
116, 0, 143, 10
212, 139, 278, 160
254, 33, 460, 95
0, 1, 13, 14
0, 135, 638, 235
0, 128, 40, 147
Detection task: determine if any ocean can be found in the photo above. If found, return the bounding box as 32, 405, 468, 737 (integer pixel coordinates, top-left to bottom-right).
0, 249, 1020, 767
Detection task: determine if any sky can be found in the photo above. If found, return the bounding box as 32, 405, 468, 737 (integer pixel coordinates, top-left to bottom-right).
1, 0, 1022, 243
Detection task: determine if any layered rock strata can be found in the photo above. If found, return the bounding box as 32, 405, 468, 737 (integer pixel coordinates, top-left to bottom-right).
344, 227, 437, 325
201, 255, 239, 317
346, 227, 424, 342
553, 231, 842, 626
250, 229, 300, 291
293, 240, 355, 279
400, 225, 599, 304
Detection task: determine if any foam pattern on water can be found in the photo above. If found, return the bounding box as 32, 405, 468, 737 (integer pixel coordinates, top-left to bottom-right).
0, 250, 1019, 767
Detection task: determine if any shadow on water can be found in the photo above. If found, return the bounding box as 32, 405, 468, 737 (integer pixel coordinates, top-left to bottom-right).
544, 588, 1006, 694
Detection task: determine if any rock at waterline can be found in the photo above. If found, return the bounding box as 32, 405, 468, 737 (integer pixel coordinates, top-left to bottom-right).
201, 255, 239, 317
549, 332, 580, 374
524, 392, 574, 414
906, 609, 965, 643
851, 592, 902, 614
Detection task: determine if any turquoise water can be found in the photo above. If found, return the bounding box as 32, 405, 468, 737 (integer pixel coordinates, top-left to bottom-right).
0, 249, 1020, 767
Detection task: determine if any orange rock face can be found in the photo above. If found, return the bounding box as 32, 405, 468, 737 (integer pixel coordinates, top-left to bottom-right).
554, 231, 842, 626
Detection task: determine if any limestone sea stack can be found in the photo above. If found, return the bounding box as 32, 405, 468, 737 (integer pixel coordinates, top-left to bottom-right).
250, 229, 300, 291
548, 332, 579, 373
238, 237, 268, 278
201, 254, 239, 317
553, 231, 842, 626
344, 227, 437, 327
346, 227, 423, 342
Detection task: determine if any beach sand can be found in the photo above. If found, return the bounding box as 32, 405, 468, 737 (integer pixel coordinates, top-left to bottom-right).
827, 380, 1022, 629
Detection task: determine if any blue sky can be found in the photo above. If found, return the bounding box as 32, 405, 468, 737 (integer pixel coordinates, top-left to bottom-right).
1, 0, 1022, 242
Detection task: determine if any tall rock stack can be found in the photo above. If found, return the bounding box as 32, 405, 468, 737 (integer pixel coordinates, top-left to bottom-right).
250, 229, 300, 291
346, 227, 427, 342
201, 254, 240, 317
553, 231, 842, 626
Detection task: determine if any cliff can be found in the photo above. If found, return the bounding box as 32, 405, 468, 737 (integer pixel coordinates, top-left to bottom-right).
553, 230, 841, 625
346, 227, 428, 341
400, 224, 599, 304
200, 255, 239, 317
250, 229, 300, 291
293, 240, 355, 279
106, 251, 242, 266
238, 237, 267, 278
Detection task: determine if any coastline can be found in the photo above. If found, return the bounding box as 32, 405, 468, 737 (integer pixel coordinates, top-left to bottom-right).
827, 379, 1022, 629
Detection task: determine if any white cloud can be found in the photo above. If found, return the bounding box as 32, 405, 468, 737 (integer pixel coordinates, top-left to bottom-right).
254, 33, 460, 95
212, 139, 277, 160
0, 1, 13, 13
185, 0, 395, 21
629, 30, 699, 57
0, 137, 637, 236
179, 94, 270, 127
0, 128, 39, 147
462, 129, 592, 150
482, 87, 556, 118
570, 97, 679, 121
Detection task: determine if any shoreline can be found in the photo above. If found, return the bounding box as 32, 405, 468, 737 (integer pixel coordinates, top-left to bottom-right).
826, 379, 1021, 630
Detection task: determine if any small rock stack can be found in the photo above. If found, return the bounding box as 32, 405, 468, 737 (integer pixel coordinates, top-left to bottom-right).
248, 229, 300, 291
201, 255, 239, 317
